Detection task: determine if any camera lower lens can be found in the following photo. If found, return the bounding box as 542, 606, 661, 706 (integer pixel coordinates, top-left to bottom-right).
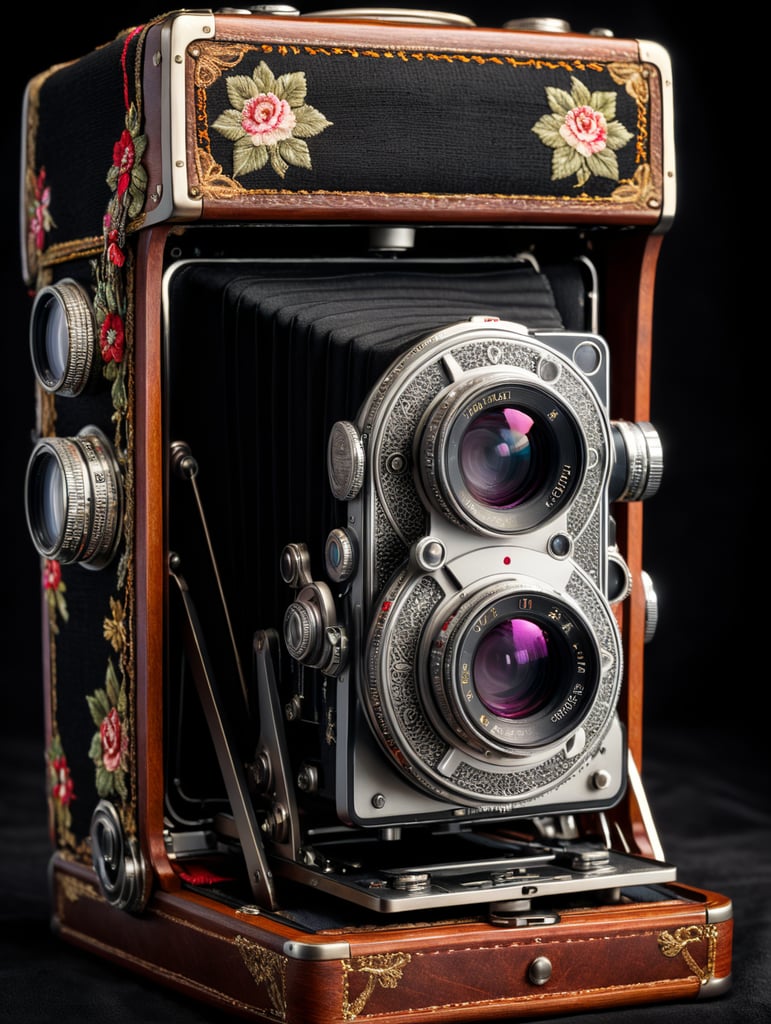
430, 584, 599, 756
418, 374, 583, 535
25, 426, 123, 569
472, 617, 555, 719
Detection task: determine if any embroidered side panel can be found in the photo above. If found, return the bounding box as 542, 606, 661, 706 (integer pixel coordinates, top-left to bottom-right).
190, 41, 658, 210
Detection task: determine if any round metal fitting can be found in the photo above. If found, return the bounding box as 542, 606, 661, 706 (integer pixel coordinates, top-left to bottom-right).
89, 800, 147, 912
527, 956, 553, 985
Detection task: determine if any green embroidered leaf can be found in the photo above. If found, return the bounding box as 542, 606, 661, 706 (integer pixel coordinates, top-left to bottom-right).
544, 86, 574, 117
270, 146, 289, 178
586, 148, 620, 180
551, 145, 583, 182
275, 70, 307, 107
606, 120, 634, 150
133, 133, 147, 163
127, 166, 148, 219
111, 362, 128, 413
569, 76, 591, 107
589, 90, 618, 121
105, 659, 120, 706
531, 114, 564, 148
293, 105, 333, 138
88, 732, 102, 761
253, 61, 277, 95
233, 137, 269, 177
95, 765, 113, 797
114, 770, 128, 800
87, 688, 111, 725
226, 74, 258, 110
212, 108, 246, 141
278, 137, 311, 170
55, 589, 69, 623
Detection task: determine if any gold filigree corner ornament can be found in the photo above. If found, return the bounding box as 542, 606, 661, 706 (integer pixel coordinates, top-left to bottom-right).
193, 149, 246, 201
192, 41, 251, 89
610, 163, 659, 209
658, 924, 719, 984
234, 937, 287, 1018
342, 952, 412, 1020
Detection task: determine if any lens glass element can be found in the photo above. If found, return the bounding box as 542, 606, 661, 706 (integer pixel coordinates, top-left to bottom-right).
44, 299, 69, 382
37, 452, 66, 550
473, 617, 553, 718
459, 406, 540, 509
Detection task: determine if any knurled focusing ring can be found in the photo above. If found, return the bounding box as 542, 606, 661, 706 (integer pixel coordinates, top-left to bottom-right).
30, 278, 98, 396
24, 426, 123, 570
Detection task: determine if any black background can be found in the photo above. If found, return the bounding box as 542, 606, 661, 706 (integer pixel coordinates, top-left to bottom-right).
1, 5, 766, 1024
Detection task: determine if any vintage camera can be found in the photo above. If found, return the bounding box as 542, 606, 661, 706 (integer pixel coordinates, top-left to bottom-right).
21, 7, 732, 1020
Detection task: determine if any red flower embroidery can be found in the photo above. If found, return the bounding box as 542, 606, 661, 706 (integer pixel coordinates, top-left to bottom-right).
43, 559, 62, 590
100, 312, 125, 363
106, 228, 125, 268
112, 129, 135, 198
51, 755, 75, 806
100, 708, 126, 773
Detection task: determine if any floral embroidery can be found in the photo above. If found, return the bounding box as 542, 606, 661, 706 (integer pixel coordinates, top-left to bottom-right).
99, 311, 126, 364
87, 660, 129, 800
93, 102, 147, 417
212, 61, 332, 179
43, 558, 68, 633
28, 166, 55, 254
103, 595, 127, 653
532, 76, 633, 188
46, 735, 76, 844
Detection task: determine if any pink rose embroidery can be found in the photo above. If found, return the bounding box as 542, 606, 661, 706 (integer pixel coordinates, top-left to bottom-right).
531, 75, 633, 187
212, 61, 332, 179
100, 707, 126, 772
242, 93, 297, 147
559, 105, 608, 157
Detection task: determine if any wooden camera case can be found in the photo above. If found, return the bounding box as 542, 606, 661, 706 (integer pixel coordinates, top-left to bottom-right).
21, 7, 732, 1022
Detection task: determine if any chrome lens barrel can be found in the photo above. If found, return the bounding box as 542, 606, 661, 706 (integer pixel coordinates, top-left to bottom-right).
25, 426, 123, 569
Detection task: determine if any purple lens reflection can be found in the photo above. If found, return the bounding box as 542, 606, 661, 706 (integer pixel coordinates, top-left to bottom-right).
459, 406, 538, 509
473, 617, 553, 719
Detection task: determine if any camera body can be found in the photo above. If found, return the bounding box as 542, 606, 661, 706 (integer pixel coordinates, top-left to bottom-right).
21, 7, 732, 1020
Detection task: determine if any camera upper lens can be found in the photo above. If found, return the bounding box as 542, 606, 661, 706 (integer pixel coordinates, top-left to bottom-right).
30, 279, 98, 396
24, 426, 123, 569
417, 374, 583, 535
457, 404, 542, 510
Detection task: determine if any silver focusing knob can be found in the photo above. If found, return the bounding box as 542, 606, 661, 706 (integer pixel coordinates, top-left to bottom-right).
611, 420, 664, 502
325, 528, 356, 582
641, 570, 659, 643
503, 17, 570, 32
284, 598, 320, 662
328, 420, 365, 500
